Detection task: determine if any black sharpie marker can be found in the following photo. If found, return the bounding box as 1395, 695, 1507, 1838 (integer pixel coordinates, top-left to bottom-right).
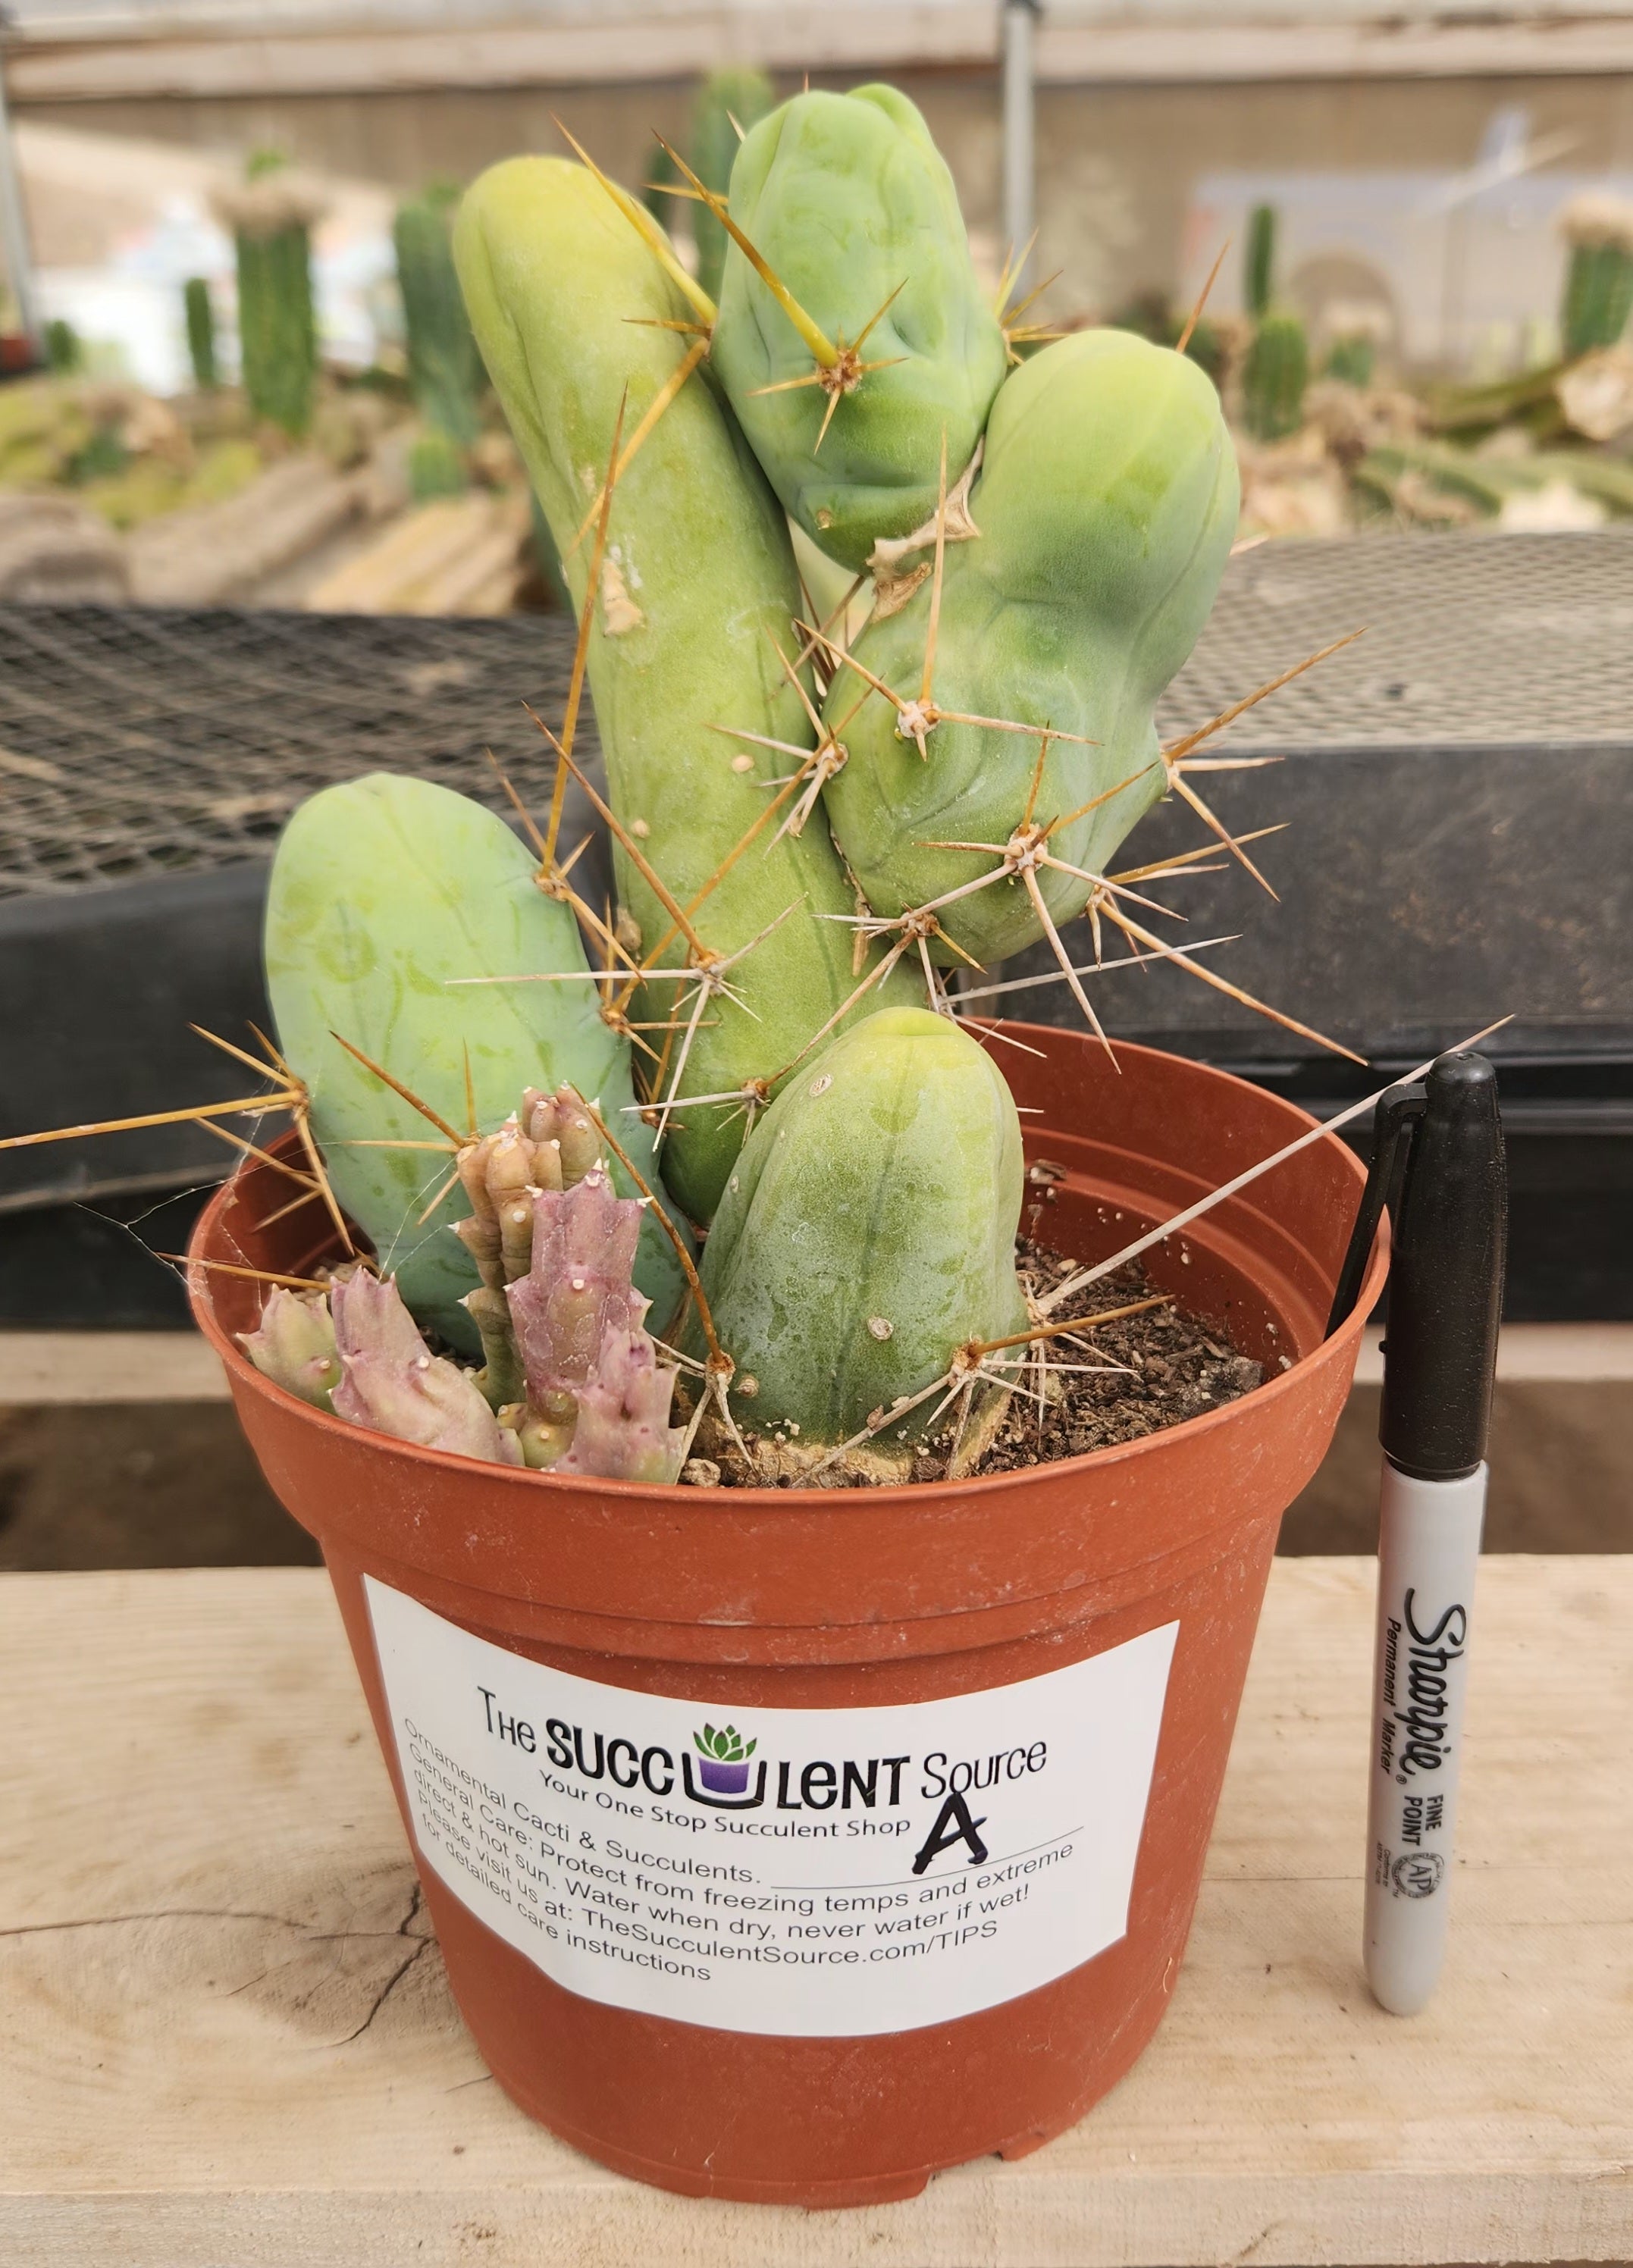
1328, 1051, 1506, 2016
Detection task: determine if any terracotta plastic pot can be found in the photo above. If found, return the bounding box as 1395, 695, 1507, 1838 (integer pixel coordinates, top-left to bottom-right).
189, 1028, 1384, 2209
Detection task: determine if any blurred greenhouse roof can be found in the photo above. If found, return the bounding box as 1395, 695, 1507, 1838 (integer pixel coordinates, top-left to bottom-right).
5, 0, 1633, 97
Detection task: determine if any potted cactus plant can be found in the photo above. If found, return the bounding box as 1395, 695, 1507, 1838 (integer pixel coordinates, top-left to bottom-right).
10, 86, 1392, 2207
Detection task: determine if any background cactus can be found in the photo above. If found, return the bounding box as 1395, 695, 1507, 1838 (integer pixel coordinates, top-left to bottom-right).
1243, 309, 1310, 441
711, 86, 1009, 570
183, 276, 219, 390
213, 153, 325, 438
822, 327, 1239, 965
1324, 330, 1376, 389
264, 772, 688, 1348
453, 155, 919, 1224
408, 428, 468, 500
393, 181, 484, 446
1559, 192, 1633, 359
692, 1008, 1027, 1470
690, 67, 776, 300
1244, 203, 1277, 321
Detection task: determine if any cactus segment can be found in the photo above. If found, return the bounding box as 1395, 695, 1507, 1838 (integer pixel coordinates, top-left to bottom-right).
394, 182, 486, 447
1243, 309, 1309, 441
711, 86, 1008, 570
690, 67, 776, 300
820, 329, 1240, 964
330, 1267, 523, 1463
237, 1285, 340, 1408
694, 1007, 1027, 1468
264, 772, 687, 1349
453, 155, 919, 1222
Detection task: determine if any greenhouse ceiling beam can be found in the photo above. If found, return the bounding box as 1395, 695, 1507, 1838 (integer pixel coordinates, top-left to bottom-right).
8, 8, 1633, 102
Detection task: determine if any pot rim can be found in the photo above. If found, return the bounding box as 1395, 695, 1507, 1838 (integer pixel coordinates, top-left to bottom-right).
188, 1030, 1387, 1513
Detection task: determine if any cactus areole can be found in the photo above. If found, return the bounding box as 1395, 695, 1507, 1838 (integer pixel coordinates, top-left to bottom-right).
159, 77, 1390, 2207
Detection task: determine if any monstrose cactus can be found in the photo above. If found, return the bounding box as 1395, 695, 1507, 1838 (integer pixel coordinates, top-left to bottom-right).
226, 82, 1273, 1483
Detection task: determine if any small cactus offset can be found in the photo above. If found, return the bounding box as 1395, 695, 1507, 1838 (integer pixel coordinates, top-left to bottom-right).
1243, 309, 1309, 441
1559, 192, 1633, 359
469, 1136, 687, 1480
183, 277, 219, 391
331, 1267, 521, 1464
213, 154, 326, 437
235, 1126, 684, 1482
393, 182, 484, 446
238, 1286, 340, 1408
689, 67, 776, 301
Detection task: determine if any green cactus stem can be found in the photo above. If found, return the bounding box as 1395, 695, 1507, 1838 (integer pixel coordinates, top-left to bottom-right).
330, 1267, 521, 1463
1245, 203, 1277, 321
690, 67, 776, 301
264, 772, 687, 1349
710, 85, 1008, 571
393, 182, 485, 446
237, 1286, 340, 1408
453, 154, 919, 1223
820, 327, 1238, 969
1243, 308, 1309, 442
1559, 192, 1633, 359
183, 277, 219, 390
692, 1007, 1027, 1477
213, 156, 326, 438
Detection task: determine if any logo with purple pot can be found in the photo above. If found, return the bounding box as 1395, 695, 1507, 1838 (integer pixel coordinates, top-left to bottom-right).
693, 1722, 757, 1796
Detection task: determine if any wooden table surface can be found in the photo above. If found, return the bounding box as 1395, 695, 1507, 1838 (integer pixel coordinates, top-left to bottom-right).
2, 1558, 1628, 2268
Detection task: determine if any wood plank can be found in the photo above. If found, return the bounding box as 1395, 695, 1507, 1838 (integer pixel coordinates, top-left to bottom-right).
11, 9, 1633, 103
7, 1320, 1630, 1405
0, 1558, 1628, 2266
0, 1332, 230, 1403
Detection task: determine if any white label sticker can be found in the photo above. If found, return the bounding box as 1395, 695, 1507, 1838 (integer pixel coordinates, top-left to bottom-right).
365, 1576, 1177, 2039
